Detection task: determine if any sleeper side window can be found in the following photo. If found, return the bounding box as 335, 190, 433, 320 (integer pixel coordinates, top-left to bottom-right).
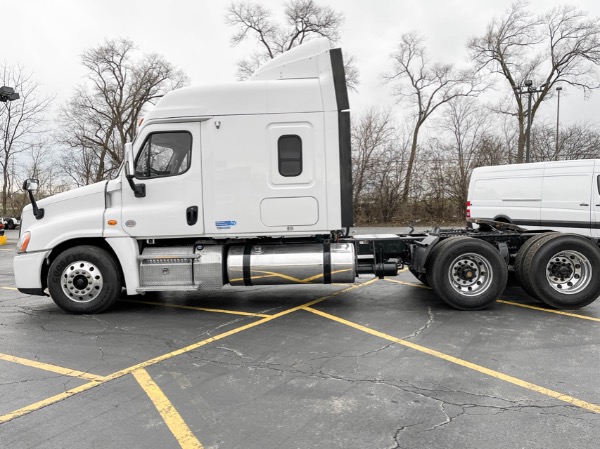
278, 135, 302, 177
135, 131, 192, 179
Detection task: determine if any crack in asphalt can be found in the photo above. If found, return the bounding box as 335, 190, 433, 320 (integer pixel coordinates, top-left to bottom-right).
401, 306, 435, 340
184, 349, 598, 419
182, 346, 600, 449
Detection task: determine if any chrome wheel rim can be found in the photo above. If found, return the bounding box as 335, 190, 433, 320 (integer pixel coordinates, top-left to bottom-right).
60, 260, 103, 303
447, 252, 493, 296
545, 250, 591, 295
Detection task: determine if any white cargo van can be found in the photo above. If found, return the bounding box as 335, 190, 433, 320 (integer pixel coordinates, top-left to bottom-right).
467, 159, 600, 236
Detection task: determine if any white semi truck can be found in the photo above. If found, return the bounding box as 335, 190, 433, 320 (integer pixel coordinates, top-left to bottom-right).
13, 39, 600, 313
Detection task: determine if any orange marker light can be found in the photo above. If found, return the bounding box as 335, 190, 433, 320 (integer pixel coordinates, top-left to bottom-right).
107, 220, 118, 226
17, 232, 31, 253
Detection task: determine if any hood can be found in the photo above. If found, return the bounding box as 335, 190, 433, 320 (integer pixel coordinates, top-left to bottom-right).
36, 181, 108, 208
20, 181, 108, 248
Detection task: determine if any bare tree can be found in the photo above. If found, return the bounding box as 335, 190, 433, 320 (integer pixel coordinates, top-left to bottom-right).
417, 147, 455, 223
57, 38, 188, 184
531, 121, 600, 161
384, 32, 483, 203
351, 110, 409, 223
473, 133, 510, 167
469, 1, 600, 162
9, 142, 69, 214
352, 110, 395, 201
0, 64, 52, 215
437, 98, 492, 214
225, 0, 359, 89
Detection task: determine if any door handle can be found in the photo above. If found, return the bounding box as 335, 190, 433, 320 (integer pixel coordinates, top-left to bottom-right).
186, 206, 198, 226
580, 203, 589, 206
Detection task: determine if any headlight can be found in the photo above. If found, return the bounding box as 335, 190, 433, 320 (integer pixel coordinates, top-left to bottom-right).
16, 232, 31, 254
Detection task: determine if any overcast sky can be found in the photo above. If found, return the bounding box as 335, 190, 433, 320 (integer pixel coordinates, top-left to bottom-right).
3, 0, 600, 128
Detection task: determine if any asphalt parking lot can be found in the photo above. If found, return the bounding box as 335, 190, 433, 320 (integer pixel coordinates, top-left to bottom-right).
1, 228, 600, 449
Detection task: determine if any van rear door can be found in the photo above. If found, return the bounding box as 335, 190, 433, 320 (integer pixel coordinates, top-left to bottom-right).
540, 160, 593, 236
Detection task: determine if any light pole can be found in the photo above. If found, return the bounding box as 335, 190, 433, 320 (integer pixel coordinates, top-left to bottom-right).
514, 80, 546, 163
556, 86, 562, 154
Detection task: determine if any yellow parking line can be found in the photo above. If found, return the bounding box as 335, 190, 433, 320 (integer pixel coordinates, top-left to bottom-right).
0, 380, 101, 424
497, 300, 600, 322
1, 286, 18, 291
303, 306, 600, 414
0, 353, 104, 382
121, 299, 271, 318
133, 368, 203, 449
106, 280, 377, 381
385, 278, 430, 289
386, 278, 600, 323
0, 280, 377, 424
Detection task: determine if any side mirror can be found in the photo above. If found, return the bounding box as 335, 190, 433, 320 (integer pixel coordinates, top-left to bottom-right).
123, 142, 146, 198
23, 178, 39, 192
22, 178, 44, 220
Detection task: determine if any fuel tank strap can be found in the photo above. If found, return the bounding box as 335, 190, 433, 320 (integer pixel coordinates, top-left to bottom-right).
323, 242, 332, 284
243, 244, 253, 286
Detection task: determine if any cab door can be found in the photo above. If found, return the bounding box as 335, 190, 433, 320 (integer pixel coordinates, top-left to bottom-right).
120, 122, 203, 238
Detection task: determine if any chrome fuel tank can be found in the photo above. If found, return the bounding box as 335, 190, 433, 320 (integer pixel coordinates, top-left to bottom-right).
227, 243, 355, 286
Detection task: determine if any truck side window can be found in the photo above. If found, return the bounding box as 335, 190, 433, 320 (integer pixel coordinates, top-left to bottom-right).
135, 132, 192, 179
278, 135, 302, 177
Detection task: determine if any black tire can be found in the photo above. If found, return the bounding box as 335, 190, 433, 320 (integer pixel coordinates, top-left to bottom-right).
428, 237, 508, 310
424, 236, 471, 287
6, 219, 14, 230
521, 234, 600, 309
47, 245, 122, 314
514, 233, 558, 299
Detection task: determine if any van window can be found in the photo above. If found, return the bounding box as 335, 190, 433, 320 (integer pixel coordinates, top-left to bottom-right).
135, 132, 192, 179
278, 135, 302, 177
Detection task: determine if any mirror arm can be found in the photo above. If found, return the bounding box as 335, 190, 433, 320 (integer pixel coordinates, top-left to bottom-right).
27, 191, 45, 220
126, 174, 146, 198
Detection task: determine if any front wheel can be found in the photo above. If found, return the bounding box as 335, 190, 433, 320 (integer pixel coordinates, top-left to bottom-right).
6, 219, 14, 230
428, 237, 508, 310
47, 245, 122, 314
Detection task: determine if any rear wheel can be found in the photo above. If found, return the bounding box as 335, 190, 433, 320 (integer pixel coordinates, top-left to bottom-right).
521, 234, 600, 309
6, 219, 14, 230
514, 233, 557, 300
428, 237, 507, 310
48, 245, 122, 314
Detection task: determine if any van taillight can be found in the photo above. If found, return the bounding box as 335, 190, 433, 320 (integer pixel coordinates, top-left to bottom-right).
466, 201, 471, 218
